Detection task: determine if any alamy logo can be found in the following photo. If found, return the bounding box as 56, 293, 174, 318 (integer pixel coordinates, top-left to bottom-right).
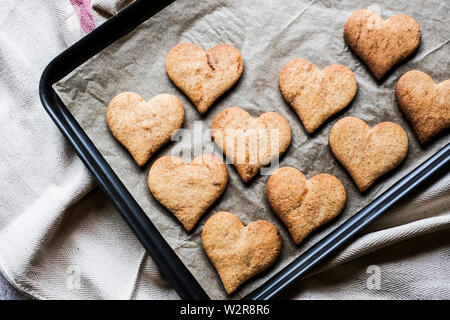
66, 265, 81, 291
366, 265, 381, 290
170, 121, 281, 174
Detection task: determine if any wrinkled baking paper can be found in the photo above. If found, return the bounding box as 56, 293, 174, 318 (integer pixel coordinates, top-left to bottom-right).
53, 0, 449, 299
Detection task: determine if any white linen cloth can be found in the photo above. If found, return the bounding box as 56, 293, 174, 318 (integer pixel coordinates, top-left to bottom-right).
0, 0, 448, 300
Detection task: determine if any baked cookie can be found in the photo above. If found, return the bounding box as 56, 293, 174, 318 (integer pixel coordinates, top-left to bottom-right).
202, 211, 281, 295
166, 43, 244, 114
148, 154, 228, 231
329, 117, 408, 192
106, 92, 184, 166
396, 70, 450, 144
280, 59, 357, 133
211, 107, 292, 182
267, 167, 346, 245
344, 9, 421, 80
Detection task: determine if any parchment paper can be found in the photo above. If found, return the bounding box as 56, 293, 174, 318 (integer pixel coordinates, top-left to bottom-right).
53, 0, 449, 299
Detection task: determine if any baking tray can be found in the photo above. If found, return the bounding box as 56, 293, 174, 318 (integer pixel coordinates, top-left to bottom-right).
39, 0, 450, 300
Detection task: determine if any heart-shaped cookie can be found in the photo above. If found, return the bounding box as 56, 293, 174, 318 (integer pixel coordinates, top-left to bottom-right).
202, 211, 281, 294
267, 167, 346, 245
329, 117, 408, 192
166, 43, 244, 114
280, 59, 357, 133
106, 92, 184, 166
396, 70, 450, 144
148, 154, 228, 231
211, 107, 292, 182
344, 9, 421, 80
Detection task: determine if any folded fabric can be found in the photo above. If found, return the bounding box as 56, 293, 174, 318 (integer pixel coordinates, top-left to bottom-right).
92, 0, 133, 15
0, 0, 448, 300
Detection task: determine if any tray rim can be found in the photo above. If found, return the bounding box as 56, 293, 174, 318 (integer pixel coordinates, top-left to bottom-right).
39, 0, 210, 301
39, 0, 450, 300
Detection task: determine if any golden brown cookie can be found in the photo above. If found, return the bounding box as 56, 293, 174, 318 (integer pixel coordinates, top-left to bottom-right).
267, 167, 346, 245
202, 211, 281, 295
148, 154, 228, 231
211, 107, 292, 182
279, 59, 357, 133
344, 9, 421, 80
106, 92, 184, 166
166, 43, 244, 114
396, 70, 450, 144
329, 117, 408, 192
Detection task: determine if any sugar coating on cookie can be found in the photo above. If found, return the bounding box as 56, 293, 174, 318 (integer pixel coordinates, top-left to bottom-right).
148, 154, 228, 231
344, 9, 421, 80
106, 92, 184, 166
211, 107, 292, 182
329, 117, 408, 192
267, 167, 346, 245
166, 43, 244, 114
280, 59, 357, 133
396, 70, 450, 144
201, 211, 281, 294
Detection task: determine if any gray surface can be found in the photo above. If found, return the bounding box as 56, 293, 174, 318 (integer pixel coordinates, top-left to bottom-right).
0, 271, 27, 300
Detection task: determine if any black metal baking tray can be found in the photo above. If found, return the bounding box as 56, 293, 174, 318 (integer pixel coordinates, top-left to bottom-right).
39, 0, 450, 300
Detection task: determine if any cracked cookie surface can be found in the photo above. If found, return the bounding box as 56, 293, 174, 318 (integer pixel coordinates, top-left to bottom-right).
396, 70, 450, 144
202, 211, 281, 294
211, 107, 291, 182
166, 43, 244, 114
344, 9, 421, 80
267, 167, 346, 245
106, 92, 184, 166
329, 117, 408, 192
148, 154, 228, 231
280, 59, 357, 133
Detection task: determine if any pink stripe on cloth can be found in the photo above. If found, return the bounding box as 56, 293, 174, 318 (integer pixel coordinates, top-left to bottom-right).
70, 0, 96, 33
